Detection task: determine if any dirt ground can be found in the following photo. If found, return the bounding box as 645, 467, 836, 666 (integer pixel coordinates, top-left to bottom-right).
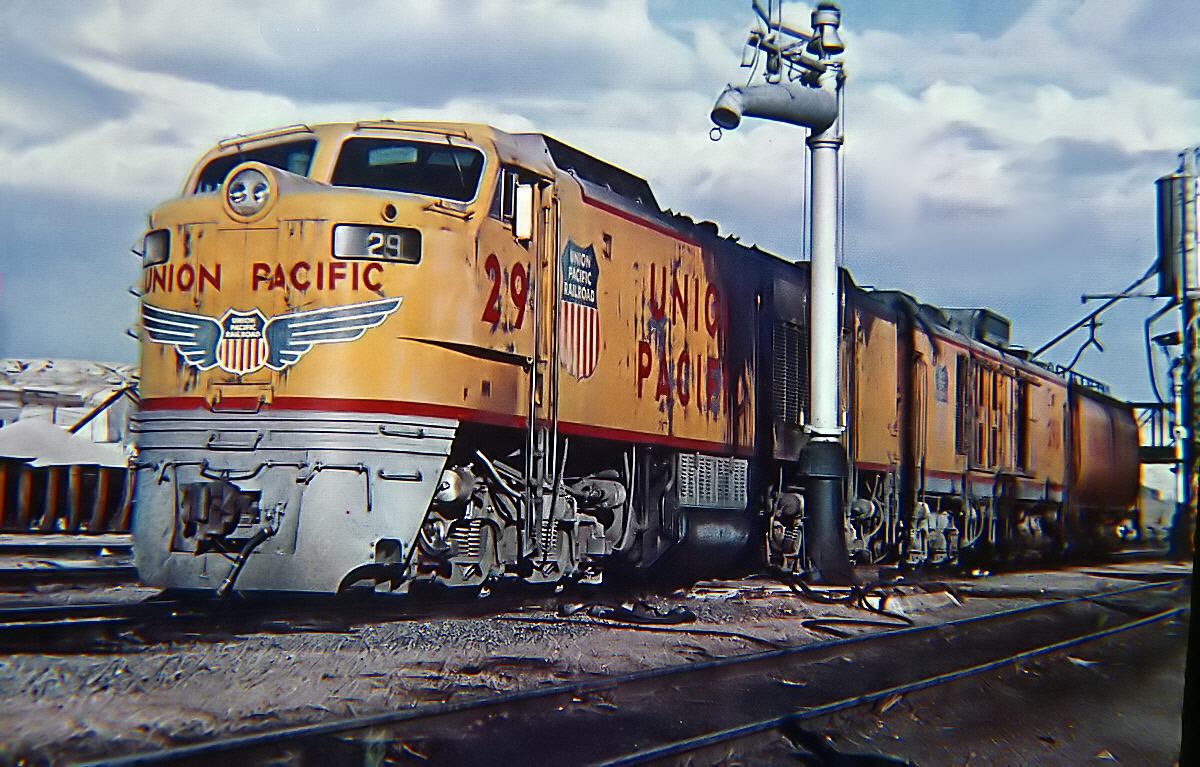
0, 559, 1190, 765
687, 608, 1189, 766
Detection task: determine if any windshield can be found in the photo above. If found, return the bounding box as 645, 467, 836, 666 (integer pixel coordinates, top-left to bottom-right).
330, 138, 486, 202
193, 139, 317, 194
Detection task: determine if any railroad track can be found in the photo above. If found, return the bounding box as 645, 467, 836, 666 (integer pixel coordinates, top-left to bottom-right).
0, 563, 138, 585
0, 596, 215, 653
0, 579, 673, 654
0, 533, 132, 556
80, 576, 1188, 766
0, 533, 136, 586
0, 593, 443, 653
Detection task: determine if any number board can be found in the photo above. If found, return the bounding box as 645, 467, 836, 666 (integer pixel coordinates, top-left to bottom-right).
332, 225, 421, 263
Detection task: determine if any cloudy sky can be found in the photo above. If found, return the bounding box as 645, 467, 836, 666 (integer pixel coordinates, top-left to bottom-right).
1, 0, 1197, 405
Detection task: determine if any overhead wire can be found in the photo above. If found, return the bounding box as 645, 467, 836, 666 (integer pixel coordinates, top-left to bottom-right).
1032, 262, 1156, 358
1062, 316, 1104, 373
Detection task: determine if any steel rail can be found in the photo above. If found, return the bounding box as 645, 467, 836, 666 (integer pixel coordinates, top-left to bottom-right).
0, 598, 189, 627
602, 603, 1189, 765
0, 535, 135, 585
0, 538, 132, 556
0, 598, 201, 653
82, 577, 1187, 767
0, 564, 137, 585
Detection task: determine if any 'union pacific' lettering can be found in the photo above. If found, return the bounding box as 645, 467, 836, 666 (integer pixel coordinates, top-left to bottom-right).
636, 339, 724, 416
144, 264, 221, 295
252, 261, 383, 292
564, 246, 597, 303
646, 262, 719, 336
637, 260, 725, 415
143, 261, 384, 294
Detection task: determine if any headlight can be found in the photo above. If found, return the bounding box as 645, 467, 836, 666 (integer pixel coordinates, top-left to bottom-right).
226, 167, 272, 218
143, 229, 170, 267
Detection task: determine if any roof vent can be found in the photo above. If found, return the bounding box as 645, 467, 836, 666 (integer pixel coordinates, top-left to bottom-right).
940, 308, 1011, 350
542, 136, 659, 210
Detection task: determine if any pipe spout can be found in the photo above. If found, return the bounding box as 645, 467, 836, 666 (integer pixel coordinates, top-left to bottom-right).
710, 82, 837, 133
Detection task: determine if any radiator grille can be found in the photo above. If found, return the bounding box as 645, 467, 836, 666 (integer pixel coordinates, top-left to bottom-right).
677, 453, 749, 509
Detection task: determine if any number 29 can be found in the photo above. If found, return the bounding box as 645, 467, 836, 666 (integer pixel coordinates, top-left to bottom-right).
481, 254, 528, 329
366, 231, 405, 260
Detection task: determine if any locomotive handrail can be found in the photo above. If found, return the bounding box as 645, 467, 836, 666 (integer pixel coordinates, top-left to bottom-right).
298, 462, 373, 511
353, 121, 470, 139
217, 124, 313, 150
205, 431, 263, 451
1030, 360, 1110, 393
209, 396, 268, 415
379, 424, 426, 439
199, 460, 306, 482
377, 468, 423, 482
153, 460, 203, 484
423, 200, 474, 220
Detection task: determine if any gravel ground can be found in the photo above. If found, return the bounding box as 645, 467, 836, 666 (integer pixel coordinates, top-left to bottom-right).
0, 560, 1189, 765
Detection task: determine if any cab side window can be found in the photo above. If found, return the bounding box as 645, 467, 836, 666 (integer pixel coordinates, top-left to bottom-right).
489, 167, 522, 226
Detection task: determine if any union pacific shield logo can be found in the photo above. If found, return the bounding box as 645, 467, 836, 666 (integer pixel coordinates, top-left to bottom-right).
142, 297, 402, 375
559, 240, 600, 380
216, 310, 268, 375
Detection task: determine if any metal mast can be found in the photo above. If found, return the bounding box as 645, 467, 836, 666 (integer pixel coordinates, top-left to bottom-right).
709, 2, 854, 584
1156, 149, 1198, 560
1155, 147, 1199, 767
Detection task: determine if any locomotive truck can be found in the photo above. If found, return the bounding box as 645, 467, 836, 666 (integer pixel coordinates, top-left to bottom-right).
132, 121, 1140, 594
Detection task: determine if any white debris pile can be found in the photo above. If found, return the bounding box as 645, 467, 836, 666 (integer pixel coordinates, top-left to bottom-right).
0, 418, 127, 467
0, 359, 138, 444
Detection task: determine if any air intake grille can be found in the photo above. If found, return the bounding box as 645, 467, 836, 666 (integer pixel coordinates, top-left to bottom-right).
450, 519, 485, 559
772, 321, 808, 424
677, 453, 749, 510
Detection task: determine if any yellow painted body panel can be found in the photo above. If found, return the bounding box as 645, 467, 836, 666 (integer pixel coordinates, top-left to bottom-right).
852, 309, 899, 469
142, 124, 529, 423
140, 122, 746, 451
1029, 379, 1067, 488
549, 183, 741, 450
142, 195, 527, 419
137, 119, 1125, 496
917, 335, 965, 478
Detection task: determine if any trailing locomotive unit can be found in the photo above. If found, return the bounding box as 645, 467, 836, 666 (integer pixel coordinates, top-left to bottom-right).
133, 121, 1139, 594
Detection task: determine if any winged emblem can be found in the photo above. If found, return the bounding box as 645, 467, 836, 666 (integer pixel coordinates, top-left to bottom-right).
142, 298, 402, 375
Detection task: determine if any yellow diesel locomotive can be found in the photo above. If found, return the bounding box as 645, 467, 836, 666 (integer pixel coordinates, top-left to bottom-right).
132, 121, 1139, 594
